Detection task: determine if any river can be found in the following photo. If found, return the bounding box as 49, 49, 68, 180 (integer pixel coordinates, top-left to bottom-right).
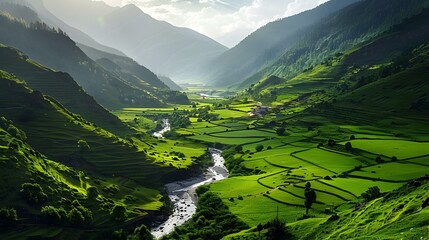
150, 120, 229, 239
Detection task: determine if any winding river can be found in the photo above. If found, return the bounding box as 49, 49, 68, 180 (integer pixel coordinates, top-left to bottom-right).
150, 120, 229, 239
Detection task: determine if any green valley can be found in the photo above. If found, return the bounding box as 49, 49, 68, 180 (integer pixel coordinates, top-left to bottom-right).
0, 0, 429, 239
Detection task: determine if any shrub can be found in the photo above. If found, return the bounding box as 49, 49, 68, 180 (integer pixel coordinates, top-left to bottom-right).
41, 206, 62, 225
255, 145, 264, 152
0, 208, 18, 229
111, 205, 127, 222
276, 127, 286, 136
375, 156, 383, 163
77, 139, 90, 152
350, 135, 356, 140
20, 183, 47, 204
234, 145, 243, 152
196, 185, 210, 196
76, 206, 93, 224
361, 186, 381, 202
327, 139, 336, 146
134, 224, 154, 240
345, 142, 352, 151
68, 208, 85, 226
86, 186, 99, 199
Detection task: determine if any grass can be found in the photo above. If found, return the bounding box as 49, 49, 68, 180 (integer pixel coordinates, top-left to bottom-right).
350, 162, 429, 181
349, 139, 429, 159
294, 148, 363, 174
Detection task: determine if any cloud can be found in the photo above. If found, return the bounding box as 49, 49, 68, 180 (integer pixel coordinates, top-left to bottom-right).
95, 0, 329, 47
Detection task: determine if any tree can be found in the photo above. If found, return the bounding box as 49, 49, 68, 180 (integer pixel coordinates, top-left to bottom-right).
111, 205, 127, 222
20, 183, 47, 204
276, 127, 286, 136
41, 206, 62, 225
67, 208, 85, 226
86, 186, 99, 200
345, 142, 352, 151
0, 208, 17, 230
134, 224, 154, 240
327, 139, 336, 146
255, 145, 264, 152
266, 218, 287, 240
77, 139, 90, 153
257, 223, 263, 239
234, 145, 243, 153
304, 182, 317, 215
361, 186, 381, 202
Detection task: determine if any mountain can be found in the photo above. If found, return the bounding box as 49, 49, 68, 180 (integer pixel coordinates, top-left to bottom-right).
78, 43, 189, 104
41, 0, 227, 81
297, 178, 429, 239
0, 78, 174, 239
25, 0, 127, 57
0, 44, 132, 135
200, 0, 361, 87
0, 69, 175, 186
248, 5, 429, 111
158, 75, 183, 91
239, 0, 429, 89
0, 11, 168, 109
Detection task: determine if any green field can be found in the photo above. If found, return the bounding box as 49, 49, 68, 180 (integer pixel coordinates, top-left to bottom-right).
348, 139, 429, 159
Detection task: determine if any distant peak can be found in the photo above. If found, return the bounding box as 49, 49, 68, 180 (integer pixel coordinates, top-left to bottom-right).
121, 4, 141, 13
120, 4, 153, 19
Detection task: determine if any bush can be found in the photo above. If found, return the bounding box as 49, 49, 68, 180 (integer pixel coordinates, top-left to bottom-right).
0, 208, 17, 229
111, 205, 127, 222
68, 208, 85, 226
196, 185, 210, 196
276, 127, 286, 136
345, 142, 352, 151
134, 224, 154, 240
361, 186, 381, 202
350, 135, 356, 140
77, 139, 90, 152
86, 186, 99, 199
20, 183, 47, 204
234, 145, 243, 153
41, 206, 62, 225
255, 145, 264, 152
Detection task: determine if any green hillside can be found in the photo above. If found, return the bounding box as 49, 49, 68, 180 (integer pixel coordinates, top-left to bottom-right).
202, 0, 360, 87
247, 6, 429, 110
292, 177, 429, 239
78, 43, 189, 105
0, 11, 164, 109
0, 116, 167, 239
0, 44, 131, 135
239, 0, 429, 89
0, 70, 175, 186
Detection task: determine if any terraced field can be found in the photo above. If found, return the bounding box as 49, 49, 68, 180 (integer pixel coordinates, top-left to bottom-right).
114, 102, 429, 231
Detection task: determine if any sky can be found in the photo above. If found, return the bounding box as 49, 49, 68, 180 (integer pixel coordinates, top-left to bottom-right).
95, 0, 329, 48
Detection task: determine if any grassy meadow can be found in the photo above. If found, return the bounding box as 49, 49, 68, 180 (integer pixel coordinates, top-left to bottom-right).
113, 97, 429, 240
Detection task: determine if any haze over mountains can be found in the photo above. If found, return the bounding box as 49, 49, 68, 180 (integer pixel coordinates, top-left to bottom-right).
0, 0, 429, 239
41, 0, 228, 82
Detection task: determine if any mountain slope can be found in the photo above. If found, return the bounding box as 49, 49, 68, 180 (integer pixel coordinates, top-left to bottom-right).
249, 6, 429, 111
0, 44, 132, 135
241, 0, 429, 88
294, 178, 429, 239
201, 0, 360, 87
0, 12, 165, 109
0, 70, 175, 186
23, 0, 127, 57
42, 0, 227, 81
78, 43, 189, 105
